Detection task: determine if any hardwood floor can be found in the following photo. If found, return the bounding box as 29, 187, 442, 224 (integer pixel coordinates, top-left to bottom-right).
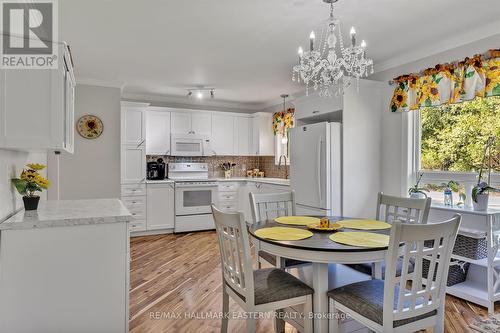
130, 232, 497, 333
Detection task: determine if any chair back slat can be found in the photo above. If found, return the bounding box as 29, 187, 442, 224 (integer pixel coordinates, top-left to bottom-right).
376, 192, 431, 224
383, 215, 461, 325
211, 205, 255, 305
249, 191, 296, 223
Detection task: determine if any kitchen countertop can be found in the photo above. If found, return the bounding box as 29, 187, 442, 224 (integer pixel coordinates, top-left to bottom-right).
0, 199, 133, 231
215, 177, 290, 186
147, 177, 290, 186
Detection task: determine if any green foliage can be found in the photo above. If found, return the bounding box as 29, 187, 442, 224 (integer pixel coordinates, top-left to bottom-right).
421, 96, 500, 172
11, 178, 28, 196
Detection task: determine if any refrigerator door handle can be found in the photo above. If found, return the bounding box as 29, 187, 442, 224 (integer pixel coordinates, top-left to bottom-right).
317, 138, 322, 204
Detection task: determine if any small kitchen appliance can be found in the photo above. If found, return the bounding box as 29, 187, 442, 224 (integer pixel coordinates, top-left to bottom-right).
147, 158, 167, 180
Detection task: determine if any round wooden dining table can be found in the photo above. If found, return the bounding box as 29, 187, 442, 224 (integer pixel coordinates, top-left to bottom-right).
248, 216, 392, 333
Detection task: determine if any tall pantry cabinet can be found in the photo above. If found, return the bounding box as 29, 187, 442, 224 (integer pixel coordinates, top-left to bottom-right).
120, 101, 149, 232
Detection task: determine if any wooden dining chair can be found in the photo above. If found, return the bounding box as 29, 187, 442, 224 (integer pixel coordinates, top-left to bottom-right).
211, 205, 314, 333
376, 192, 432, 225
249, 191, 306, 268
349, 192, 432, 278
328, 214, 461, 333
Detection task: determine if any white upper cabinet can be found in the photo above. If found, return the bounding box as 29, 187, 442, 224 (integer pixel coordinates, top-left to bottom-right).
236, 116, 252, 156
171, 112, 191, 134
0, 42, 75, 153
121, 102, 148, 145
251, 112, 274, 156
121, 145, 146, 184
146, 107, 171, 155
293, 93, 343, 120
171, 111, 212, 135
191, 112, 212, 136
120, 102, 148, 184
211, 114, 235, 155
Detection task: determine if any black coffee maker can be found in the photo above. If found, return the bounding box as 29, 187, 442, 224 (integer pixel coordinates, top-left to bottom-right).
147, 158, 166, 180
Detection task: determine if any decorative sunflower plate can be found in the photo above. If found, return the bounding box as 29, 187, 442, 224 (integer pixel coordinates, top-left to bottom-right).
77, 115, 103, 139
307, 222, 342, 232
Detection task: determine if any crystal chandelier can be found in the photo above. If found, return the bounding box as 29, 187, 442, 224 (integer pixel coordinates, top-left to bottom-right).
292, 0, 374, 97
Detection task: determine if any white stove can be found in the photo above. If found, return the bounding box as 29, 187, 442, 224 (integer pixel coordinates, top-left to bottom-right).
168, 163, 217, 233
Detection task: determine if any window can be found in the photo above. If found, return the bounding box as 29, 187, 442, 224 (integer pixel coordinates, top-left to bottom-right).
416, 96, 500, 206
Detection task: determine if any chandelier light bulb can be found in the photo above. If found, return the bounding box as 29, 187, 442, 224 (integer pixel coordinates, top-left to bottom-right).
350, 26, 356, 46
360, 40, 367, 48
309, 31, 315, 51
196, 91, 203, 99
298, 46, 304, 57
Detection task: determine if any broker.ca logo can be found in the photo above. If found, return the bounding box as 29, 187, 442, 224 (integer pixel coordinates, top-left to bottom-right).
1, 0, 58, 69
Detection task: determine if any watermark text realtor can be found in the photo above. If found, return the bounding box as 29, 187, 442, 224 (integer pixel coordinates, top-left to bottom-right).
1, 0, 58, 69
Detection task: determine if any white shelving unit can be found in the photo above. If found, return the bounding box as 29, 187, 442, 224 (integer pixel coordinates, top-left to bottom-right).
429, 203, 500, 313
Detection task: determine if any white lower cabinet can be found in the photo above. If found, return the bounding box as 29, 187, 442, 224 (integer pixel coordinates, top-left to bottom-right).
121, 184, 147, 232
0, 221, 129, 332
218, 182, 239, 213
146, 183, 175, 230
238, 181, 291, 222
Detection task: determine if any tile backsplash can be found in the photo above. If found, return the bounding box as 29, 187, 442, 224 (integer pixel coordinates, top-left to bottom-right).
147, 155, 289, 179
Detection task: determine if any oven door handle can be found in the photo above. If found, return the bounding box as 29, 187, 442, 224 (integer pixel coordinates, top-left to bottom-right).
175, 184, 218, 188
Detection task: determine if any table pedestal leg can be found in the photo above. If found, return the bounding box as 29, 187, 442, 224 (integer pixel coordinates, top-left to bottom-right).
312, 262, 329, 333
373, 261, 383, 279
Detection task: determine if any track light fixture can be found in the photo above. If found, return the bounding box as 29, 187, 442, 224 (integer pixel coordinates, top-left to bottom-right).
186, 88, 216, 99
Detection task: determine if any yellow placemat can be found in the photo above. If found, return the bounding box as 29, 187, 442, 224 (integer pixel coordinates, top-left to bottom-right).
329, 232, 389, 248
255, 227, 313, 241
274, 216, 321, 226
337, 219, 391, 230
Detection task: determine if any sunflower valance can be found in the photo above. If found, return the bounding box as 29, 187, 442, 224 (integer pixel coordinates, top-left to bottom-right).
273, 108, 295, 137
390, 49, 500, 112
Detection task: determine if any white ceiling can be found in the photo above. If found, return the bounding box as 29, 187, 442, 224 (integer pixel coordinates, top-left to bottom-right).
60, 0, 500, 108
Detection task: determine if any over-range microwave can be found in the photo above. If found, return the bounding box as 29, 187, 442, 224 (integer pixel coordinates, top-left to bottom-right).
170, 134, 213, 156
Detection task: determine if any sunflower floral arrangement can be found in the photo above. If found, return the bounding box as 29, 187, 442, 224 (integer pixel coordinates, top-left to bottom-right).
11, 163, 50, 211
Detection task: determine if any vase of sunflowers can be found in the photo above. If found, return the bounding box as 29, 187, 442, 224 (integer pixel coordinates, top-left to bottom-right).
11, 163, 50, 211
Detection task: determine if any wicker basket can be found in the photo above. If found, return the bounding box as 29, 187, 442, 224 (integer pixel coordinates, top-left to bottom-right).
422, 258, 469, 286
424, 233, 488, 260
452, 234, 488, 260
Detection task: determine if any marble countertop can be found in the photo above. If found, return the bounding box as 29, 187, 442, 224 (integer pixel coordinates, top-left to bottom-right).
147, 177, 290, 186
0, 199, 133, 231
214, 177, 290, 186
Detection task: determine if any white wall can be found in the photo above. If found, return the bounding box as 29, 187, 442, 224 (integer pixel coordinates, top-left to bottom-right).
51, 84, 121, 200
0, 150, 47, 222
371, 34, 500, 196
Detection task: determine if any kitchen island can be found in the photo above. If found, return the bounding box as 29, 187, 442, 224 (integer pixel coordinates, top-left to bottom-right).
0, 199, 132, 333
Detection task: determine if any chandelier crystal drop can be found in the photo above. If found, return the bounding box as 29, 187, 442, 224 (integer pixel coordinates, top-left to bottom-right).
292, 0, 374, 97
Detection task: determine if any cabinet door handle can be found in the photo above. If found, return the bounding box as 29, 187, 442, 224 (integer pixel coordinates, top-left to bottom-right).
166, 150, 170, 155
137, 139, 145, 147
312, 110, 320, 114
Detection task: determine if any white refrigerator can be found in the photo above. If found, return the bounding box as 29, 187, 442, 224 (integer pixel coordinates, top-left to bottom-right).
290, 122, 342, 217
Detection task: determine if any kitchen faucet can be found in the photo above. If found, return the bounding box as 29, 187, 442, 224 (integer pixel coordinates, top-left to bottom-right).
278, 154, 288, 179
